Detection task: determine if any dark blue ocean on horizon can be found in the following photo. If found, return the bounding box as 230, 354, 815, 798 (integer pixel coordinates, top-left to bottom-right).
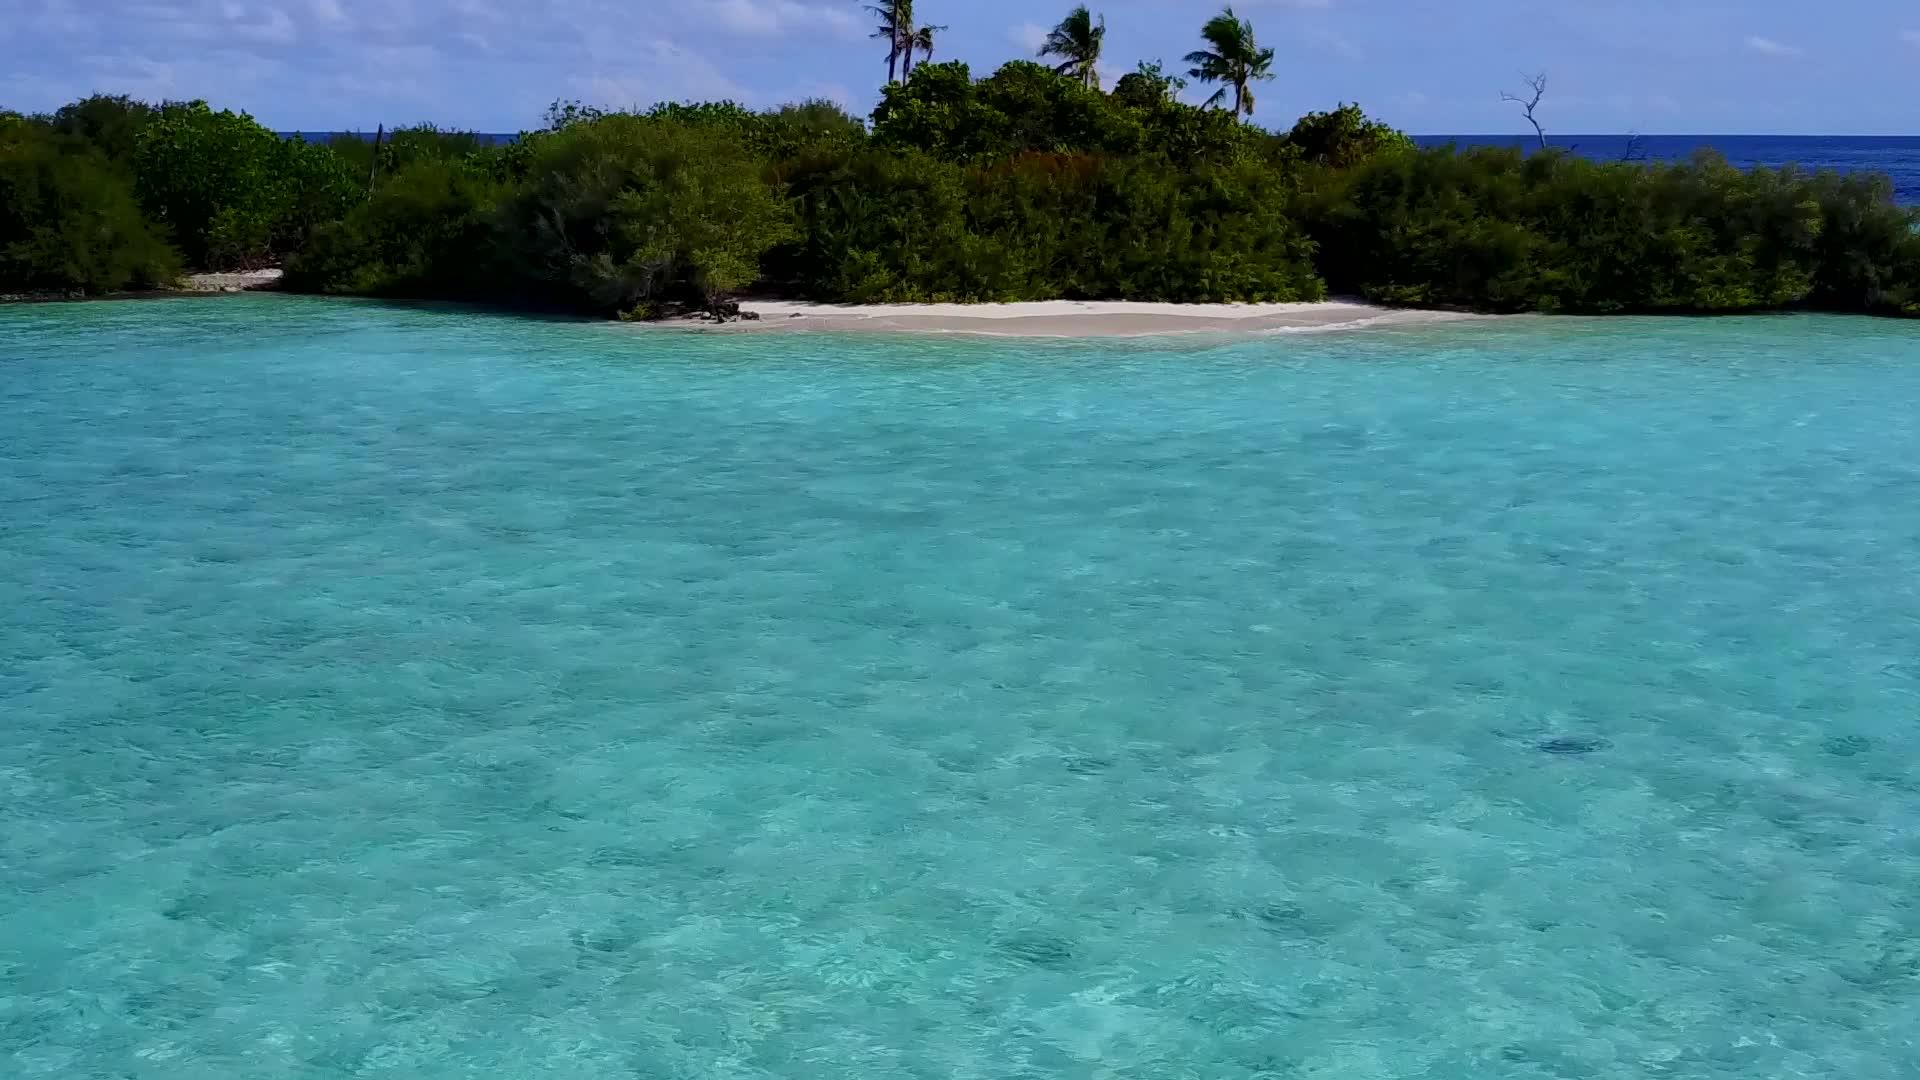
288, 131, 1920, 204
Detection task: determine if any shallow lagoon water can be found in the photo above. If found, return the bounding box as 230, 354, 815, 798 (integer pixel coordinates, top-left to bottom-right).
3, 296, 1918, 1078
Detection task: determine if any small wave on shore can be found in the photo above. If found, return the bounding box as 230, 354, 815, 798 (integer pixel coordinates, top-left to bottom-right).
673, 298, 1490, 338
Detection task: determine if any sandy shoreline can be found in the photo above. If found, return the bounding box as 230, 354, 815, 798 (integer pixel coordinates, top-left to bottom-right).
180, 269, 286, 293
6, 283, 1486, 337
711, 299, 1480, 337
0, 268, 286, 304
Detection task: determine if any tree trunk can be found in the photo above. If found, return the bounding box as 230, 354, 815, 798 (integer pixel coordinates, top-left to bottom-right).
367, 123, 384, 192
902, 36, 913, 79
887, 49, 897, 84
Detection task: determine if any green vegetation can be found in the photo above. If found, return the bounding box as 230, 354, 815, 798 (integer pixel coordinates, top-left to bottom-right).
1304, 146, 1920, 314
4, 4, 1919, 318
1286, 104, 1415, 170
869, 1, 944, 85
1, 114, 179, 294
283, 159, 504, 300
1184, 7, 1276, 120
493, 115, 794, 317
770, 146, 1320, 303
1039, 7, 1107, 90
134, 101, 359, 268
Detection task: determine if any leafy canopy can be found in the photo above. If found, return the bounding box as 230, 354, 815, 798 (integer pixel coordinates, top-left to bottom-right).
15, 73, 1920, 320
1039, 7, 1106, 90
1184, 7, 1276, 118
0, 117, 180, 293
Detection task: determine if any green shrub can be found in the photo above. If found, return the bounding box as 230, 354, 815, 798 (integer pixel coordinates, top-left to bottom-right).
326, 125, 503, 190
276, 138, 363, 253
774, 149, 973, 300
778, 147, 1322, 302
130, 102, 361, 269
1285, 104, 1413, 170
285, 160, 504, 298
0, 119, 180, 293
964, 61, 1146, 159
493, 114, 793, 315
47, 94, 157, 168
873, 60, 1258, 165
134, 101, 289, 268
1800, 171, 1920, 315
1304, 146, 1911, 315
758, 100, 869, 162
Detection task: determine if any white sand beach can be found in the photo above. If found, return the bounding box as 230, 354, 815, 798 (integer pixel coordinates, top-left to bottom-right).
724, 298, 1479, 337
180, 269, 286, 293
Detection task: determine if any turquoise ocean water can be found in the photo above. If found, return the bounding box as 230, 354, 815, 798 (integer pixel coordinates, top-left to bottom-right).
4, 296, 1918, 1078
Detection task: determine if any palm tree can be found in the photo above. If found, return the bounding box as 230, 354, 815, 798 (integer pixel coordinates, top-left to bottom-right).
868, 0, 912, 83
871, 1, 944, 83
907, 23, 945, 72
1183, 7, 1275, 118
1039, 6, 1106, 90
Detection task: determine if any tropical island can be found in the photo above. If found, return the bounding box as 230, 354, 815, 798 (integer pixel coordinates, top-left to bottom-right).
4, 3, 1918, 322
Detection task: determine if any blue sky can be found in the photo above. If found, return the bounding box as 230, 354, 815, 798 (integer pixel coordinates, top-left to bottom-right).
5, 0, 1918, 134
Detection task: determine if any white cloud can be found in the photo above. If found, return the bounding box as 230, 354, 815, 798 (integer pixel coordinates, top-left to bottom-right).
1009, 21, 1048, 53
82, 53, 181, 98
576, 38, 751, 106
69, 46, 284, 103
709, 0, 860, 39
161, 2, 303, 46
240, 8, 298, 44
710, 0, 775, 33
1745, 35, 1801, 58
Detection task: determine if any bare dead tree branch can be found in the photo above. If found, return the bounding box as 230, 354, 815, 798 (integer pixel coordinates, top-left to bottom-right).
1500, 72, 1548, 149
367, 123, 384, 193
1619, 131, 1648, 164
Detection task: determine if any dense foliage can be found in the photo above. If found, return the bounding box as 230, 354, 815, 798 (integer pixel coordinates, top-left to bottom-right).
772, 148, 1319, 302
5, 40, 1919, 318
1286, 104, 1415, 170
134, 101, 360, 268
872, 60, 1260, 164
1304, 146, 1920, 314
0, 116, 179, 294
493, 116, 794, 316
284, 159, 504, 300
